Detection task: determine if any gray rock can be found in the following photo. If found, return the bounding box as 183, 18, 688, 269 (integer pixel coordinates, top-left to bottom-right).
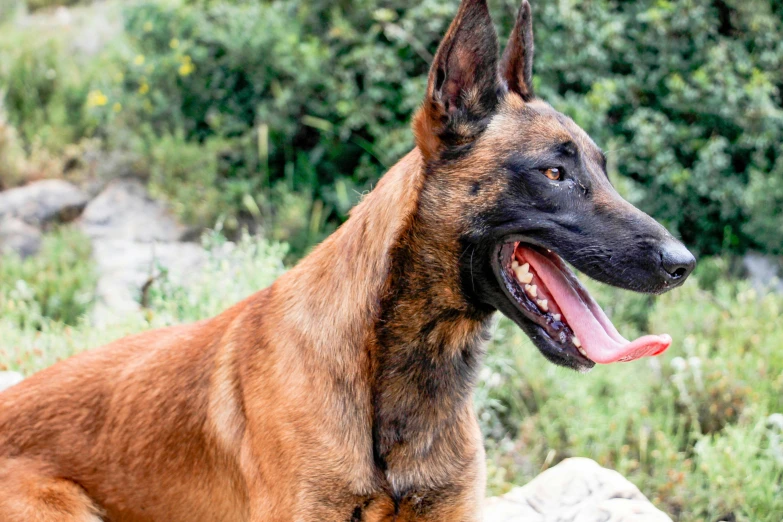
89, 240, 207, 325
0, 179, 89, 226
79, 179, 185, 243
484, 458, 671, 522
0, 371, 24, 393
0, 217, 42, 258
77, 179, 209, 324
742, 252, 783, 295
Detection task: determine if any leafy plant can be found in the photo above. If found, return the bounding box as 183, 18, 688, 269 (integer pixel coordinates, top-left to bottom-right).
0, 227, 96, 329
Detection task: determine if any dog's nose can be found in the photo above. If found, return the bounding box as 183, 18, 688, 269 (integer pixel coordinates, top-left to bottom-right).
659, 241, 696, 283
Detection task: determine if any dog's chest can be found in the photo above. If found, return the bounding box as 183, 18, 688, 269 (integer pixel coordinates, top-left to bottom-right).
371, 311, 491, 462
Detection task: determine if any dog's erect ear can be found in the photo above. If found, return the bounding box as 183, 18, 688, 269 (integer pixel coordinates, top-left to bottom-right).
500, 0, 535, 101
413, 0, 500, 160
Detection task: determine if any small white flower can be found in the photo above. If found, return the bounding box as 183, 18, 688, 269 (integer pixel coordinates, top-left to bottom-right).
670, 356, 687, 372
767, 413, 783, 430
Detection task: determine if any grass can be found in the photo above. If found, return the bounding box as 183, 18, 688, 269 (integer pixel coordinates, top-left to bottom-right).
1, 229, 781, 521
0, 227, 95, 329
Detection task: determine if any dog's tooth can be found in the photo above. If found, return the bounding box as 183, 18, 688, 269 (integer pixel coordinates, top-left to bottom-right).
511, 259, 519, 270
578, 347, 587, 357
525, 284, 538, 298
572, 335, 582, 348
520, 263, 530, 274
516, 270, 533, 284
553, 314, 562, 322
536, 299, 548, 312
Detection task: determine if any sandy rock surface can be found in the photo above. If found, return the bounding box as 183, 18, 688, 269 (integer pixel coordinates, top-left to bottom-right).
484, 458, 672, 522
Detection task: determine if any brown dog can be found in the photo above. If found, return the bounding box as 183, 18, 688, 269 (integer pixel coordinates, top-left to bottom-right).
0, 1, 695, 520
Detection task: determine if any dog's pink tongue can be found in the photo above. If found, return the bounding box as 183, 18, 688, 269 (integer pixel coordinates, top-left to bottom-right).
524, 249, 672, 364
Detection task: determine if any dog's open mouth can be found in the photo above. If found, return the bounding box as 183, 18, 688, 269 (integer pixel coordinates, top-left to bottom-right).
498, 242, 672, 366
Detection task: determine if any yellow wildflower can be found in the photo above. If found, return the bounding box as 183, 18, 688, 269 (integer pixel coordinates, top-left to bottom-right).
178, 55, 194, 77
86, 90, 108, 108
138, 82, 149, 95
143, 21, 153, 32
112, 102, 122, 113
134, 54, 145, 66
169, 38, 180, 49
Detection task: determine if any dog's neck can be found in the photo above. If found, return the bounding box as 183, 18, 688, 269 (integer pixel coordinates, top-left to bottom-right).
276, 148, 492, 485
371, 207, 494, 473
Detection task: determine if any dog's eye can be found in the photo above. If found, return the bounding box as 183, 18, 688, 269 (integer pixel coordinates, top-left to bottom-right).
542, 167, 561, 181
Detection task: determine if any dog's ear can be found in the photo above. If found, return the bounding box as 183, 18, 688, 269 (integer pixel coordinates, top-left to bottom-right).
413, 0, 500, 160
500, 0, 535, 101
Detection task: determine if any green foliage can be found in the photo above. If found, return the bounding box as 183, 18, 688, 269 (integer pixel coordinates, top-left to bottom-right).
0, 102, 26, 189
26, 0, 85, 11
4, 0, 781, 256
85, 0, 782, 257
143, 230, 288, 322
533, 0, 783, 255
89, 0, 442, 249
146, 132, 226, 228
0, 228, 95, 329
0, 0, 22, 23
0, 232, 286, 372
0, 30, 94, 153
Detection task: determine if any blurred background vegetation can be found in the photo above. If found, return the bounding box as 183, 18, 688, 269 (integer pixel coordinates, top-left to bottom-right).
0, 0, 782, 521
1, 0, 781, 256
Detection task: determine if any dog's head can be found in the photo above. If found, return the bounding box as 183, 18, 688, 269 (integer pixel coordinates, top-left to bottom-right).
412, 0, 695, 372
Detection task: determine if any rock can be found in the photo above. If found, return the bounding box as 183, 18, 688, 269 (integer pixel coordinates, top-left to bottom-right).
742, 252, 783, 295
78, 179, 207, 324
0, 217, 42, 258
79, 179, 185, 243
483, 458, 671, 522
0, 371, 24, 393
89, 239, 207, 325
0, 179, 89, 226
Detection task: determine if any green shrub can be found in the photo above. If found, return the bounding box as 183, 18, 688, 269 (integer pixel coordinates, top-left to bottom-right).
0, 227, 96, 329
0, 232, 286, 373
146, 132, 226, 228
0, 28, 95, 155
143, 230, 288, 322
92, 0, 782, 257
3, 0, 783, 256
532, 0, 783, 255
0, 101, 26, 189
26, 0, 86, 11
86, 0, 443, 249
0, 0, 22, 23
